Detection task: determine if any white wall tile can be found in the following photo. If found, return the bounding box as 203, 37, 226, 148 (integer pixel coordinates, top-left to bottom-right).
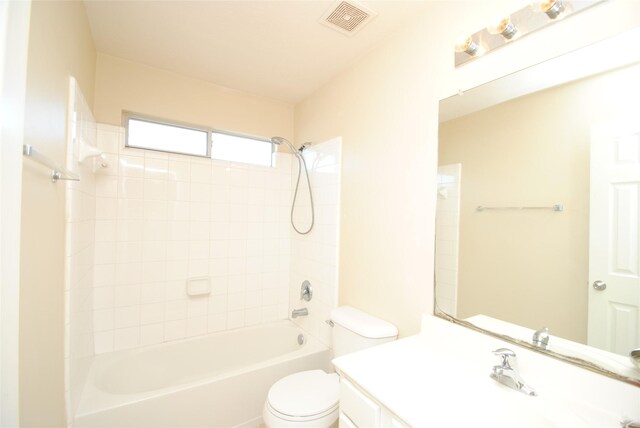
94, 331, 114, 354
187, 297, 208, 318
93, 286, 114, 309
140, 282, 166, 304
140, 303, 164, 325
164, 319, 187, 341
140, 323, 164, 346
190, 162, 211, 184
95, 220, 117, 243
114, 327, 140, 350
118, 177, 144, 199
95, 176, 118, 198
119, 156, 145, 178
93, 309, 114, 332
114, 306, 140, 328
114, 285, 141, 307
144, 158, 168, 180
165, 300, 187, 321
187, 316, 207, 337
167, 181, 191, 202
207, 313, 226, 333
226, 310, 245, 330
168, 160, 190, 182
96, 197, 118, 220
91, 125, 296, 353
144, 179, 168, 201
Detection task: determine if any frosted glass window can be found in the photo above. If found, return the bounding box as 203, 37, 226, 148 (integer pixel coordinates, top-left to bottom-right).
211, 131, 273, 167
126, 118, 208, 157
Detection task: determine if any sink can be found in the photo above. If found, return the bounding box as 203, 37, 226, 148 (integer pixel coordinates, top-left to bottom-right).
467, 380, 620, 428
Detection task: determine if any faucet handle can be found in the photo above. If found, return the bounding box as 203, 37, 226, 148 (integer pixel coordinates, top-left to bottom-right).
493, 348, 516, 368
533, 327, 550, 349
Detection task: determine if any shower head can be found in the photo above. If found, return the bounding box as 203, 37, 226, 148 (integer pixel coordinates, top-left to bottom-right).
270, 136, 299, 156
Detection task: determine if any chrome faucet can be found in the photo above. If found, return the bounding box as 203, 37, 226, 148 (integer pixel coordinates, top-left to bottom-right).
532, 327, 549, 350
490, 348, 537, 396
291, 308, 308, 318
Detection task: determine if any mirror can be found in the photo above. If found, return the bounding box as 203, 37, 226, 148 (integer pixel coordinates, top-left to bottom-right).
436, 27, 640, 385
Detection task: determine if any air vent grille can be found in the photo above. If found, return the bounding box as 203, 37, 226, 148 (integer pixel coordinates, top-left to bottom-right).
320, 1, 377, 36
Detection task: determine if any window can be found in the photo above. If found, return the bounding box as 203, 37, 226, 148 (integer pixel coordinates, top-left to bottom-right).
124, 112, 274, 167
211, 131, 273, 167
126, 116, 209, 157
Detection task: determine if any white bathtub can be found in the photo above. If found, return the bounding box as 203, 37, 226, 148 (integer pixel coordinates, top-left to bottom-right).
75, 321, 331, 428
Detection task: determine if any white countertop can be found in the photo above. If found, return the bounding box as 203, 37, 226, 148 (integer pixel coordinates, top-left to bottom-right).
332, 315, 640, 427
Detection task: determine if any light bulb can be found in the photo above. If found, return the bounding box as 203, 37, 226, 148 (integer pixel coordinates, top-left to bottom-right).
487, 17, 518, 40
454, 36, 481, 56
538, 0, 565, 19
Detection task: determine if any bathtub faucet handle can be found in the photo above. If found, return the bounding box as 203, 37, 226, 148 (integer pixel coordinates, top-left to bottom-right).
300, 280, 313, 302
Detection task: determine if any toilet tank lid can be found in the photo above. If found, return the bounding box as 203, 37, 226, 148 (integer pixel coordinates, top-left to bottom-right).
330, 306, 398, 339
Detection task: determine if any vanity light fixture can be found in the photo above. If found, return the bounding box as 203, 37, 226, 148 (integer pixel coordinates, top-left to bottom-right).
539, 0, 566, 19
487, 17, 518, 40
454, 0, 606, 67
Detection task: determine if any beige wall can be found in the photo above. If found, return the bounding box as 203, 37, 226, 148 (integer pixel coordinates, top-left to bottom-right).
295, 18, 436, 337
438, 62, 640, 344
294, 0, 640, 337
93, 54, 294, 141
20, 1, 96, 426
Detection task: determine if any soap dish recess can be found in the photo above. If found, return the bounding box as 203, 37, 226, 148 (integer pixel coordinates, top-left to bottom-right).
186, 277, 211, 296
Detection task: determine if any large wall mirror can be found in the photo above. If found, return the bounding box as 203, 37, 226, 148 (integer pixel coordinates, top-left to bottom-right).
436, 27, 640, 385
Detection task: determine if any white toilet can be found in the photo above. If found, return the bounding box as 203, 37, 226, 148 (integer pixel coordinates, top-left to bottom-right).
263, 306, 398, 428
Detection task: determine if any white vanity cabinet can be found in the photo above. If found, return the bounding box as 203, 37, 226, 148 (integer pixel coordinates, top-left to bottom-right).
338, 377, 408, 428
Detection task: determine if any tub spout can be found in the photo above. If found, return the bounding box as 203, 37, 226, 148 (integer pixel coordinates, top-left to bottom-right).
291, 308, 308, 319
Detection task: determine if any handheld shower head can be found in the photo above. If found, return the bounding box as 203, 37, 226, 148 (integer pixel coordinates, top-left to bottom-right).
270, 136, 315, 235
270, 136, 299, 156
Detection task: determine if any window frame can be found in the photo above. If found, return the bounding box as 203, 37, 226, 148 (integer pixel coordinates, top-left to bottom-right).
123, 111, 275, 167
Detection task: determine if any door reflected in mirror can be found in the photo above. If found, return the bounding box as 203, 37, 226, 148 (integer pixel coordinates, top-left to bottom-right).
436, 51, 640, 381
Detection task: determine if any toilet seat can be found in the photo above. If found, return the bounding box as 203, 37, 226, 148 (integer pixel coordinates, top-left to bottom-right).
266, 370, 339, 421
265, 401, 338, 423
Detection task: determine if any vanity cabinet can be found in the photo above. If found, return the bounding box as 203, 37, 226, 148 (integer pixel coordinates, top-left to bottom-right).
338, 377, 408, 428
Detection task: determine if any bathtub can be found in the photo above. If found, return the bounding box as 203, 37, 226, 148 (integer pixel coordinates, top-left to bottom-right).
75, 321, 332, 428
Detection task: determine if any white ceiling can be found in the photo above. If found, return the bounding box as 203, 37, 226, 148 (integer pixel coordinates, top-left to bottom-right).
84, 0, 430, 104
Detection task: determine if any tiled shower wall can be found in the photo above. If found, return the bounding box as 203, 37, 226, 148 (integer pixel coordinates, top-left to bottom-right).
435, 163, 461, 317
289, 138, 341, 347
64, 78, 97, 419
92, 124, 292, 353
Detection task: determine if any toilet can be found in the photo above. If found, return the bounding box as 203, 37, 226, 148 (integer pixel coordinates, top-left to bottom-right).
263, 306, 398, 428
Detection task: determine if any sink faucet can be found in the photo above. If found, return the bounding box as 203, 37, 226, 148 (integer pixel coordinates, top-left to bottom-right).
291, 308, 308, 318
490, 348, 537, 396
532, 327, 549, 350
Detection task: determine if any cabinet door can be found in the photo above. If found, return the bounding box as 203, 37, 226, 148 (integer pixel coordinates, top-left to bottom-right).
339, 412, 358, 428
380, 410, 410, 428
339, 378, 381, 427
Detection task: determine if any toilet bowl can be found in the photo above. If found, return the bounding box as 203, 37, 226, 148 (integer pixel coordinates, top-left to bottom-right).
263, 306, 398, 428
263, 370, 339, 428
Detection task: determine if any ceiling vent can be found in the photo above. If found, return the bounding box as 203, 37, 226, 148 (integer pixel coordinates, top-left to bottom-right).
320, 1, 377, 36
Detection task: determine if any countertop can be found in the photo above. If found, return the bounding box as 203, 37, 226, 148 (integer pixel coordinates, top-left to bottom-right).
332, 315, 640, 427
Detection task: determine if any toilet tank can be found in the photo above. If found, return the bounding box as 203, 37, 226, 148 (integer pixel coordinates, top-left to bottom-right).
330, 306, 398, 358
